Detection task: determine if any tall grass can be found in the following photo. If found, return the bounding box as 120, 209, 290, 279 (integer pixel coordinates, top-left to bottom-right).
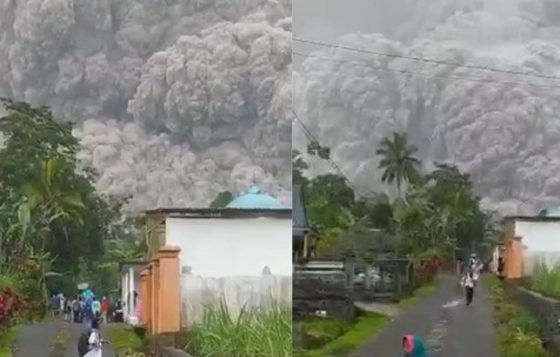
294, 312, 389, 357
185, 299, 291, 357
530, 263, 560, 299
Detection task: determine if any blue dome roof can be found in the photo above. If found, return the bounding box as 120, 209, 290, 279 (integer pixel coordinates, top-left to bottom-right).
545, 206, 560, 217
226, 186, 283, 209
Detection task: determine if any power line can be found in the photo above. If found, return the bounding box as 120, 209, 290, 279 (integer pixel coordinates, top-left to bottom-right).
292, 108, 378, 197
293, 51, 560, 90
293, 37, 560, 82
292, 109, 353, 184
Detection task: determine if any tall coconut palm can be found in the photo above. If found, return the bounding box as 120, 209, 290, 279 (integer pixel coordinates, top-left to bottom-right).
376, 132, 421, 196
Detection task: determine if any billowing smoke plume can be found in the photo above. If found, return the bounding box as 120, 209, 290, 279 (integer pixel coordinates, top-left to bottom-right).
0, 0, 291, 212
294, 0, 560, 215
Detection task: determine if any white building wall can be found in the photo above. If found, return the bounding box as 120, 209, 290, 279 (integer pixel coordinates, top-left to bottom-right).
121, 273, 128, 320
165, 216, 292, 326
515, 220, 560, 275
121, 266, 142, 325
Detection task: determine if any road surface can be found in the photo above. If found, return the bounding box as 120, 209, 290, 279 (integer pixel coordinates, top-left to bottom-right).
15, 320, 116, 357
350, 274, 498, 357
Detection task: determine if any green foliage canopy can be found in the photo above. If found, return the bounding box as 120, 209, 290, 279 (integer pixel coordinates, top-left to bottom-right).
0, 99, 136, 297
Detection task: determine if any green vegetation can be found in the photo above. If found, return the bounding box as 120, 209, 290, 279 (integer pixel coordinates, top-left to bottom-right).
184, 300, 291, 357
0, 325, 21, 357
528, 263, 560, 299
297, 317, 352, 350
209, 191, 234, 208
107, 325, 145, 353
293, 131, 498, 263
0, 99, 143, 329
376, 132, 421, 196
293, 132, 499, 355
399, 283, 437, 308
486, 276, 547, 357
294, 313, 389, 357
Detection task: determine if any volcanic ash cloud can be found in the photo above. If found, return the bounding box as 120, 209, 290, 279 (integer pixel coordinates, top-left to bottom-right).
294, 0, 560, 215
0, 0, 292, 211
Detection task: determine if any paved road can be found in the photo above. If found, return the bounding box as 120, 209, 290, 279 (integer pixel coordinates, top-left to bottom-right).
350, 274, 499, 357
15, 321, 61, 357
15, 320, 117, 357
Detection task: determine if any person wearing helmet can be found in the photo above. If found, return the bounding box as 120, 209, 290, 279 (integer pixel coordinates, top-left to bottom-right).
469, 253, 477, 270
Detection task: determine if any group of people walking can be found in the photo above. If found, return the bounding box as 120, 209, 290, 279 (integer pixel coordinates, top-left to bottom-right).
51, 289, 124, 326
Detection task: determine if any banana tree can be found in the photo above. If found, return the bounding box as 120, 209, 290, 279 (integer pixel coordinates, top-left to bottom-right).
0, 200, 38, 273
22, 157, 85, 249
25, 247, 61, 306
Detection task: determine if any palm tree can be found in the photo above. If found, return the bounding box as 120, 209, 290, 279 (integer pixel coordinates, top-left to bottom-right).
376, 132, 421, 196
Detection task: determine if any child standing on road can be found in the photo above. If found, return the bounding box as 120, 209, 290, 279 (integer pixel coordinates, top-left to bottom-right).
402, 334, 427, 357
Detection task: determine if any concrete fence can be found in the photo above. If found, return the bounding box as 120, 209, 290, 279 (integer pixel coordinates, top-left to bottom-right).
524, 251, 560, 275
180, 274, 292, 327
505, 282, 560, 354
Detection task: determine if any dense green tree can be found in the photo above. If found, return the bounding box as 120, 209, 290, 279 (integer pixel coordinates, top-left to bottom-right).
0, 100, 131, 298
424, 163, 491, 256
306, 174, 356, 230
352, 194, 395, 233
0, 100, 78, 192
376, 132, 421, 195
209, 191, 234, 208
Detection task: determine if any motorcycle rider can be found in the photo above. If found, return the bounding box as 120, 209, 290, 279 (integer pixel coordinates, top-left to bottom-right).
78, 314, 105, 357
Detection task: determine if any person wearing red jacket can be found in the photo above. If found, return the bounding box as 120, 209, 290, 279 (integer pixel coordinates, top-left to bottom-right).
101, 296, 110, 324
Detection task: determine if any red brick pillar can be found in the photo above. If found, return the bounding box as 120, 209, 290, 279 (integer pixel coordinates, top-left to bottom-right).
156, 246, 181, 334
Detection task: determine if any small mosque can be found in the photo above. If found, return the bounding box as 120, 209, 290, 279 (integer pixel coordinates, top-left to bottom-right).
539, 206, 560, 217
123, 182, 292, 332
226, 185, 284, 209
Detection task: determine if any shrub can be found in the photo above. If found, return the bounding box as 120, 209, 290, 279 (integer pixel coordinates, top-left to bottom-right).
0, 287, 25, 332
0, 273, 44, 332
298, 318, 350, 349
499, 328, 547, 357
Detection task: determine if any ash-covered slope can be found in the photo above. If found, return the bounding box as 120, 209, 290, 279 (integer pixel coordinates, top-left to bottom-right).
0, 0, 292, 212
294, 0, 560, 215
